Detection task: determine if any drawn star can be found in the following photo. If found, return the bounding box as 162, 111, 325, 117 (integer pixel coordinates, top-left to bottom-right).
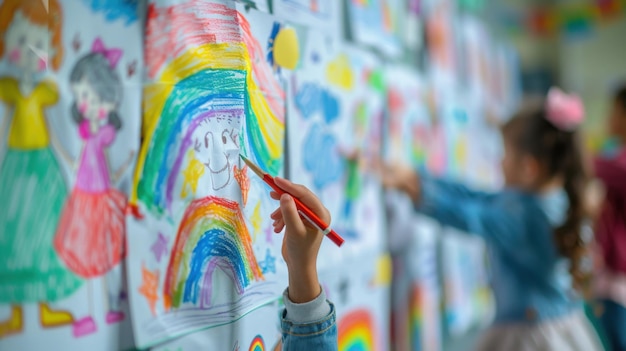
180, 149, 205, 198
251, 201, 262, 241
260, 249, 276, 274
151, 232, 169, 263
138, 264, 159, 316
234, 165, 250, 206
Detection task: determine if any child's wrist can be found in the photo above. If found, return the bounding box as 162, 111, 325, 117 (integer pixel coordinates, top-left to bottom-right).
287, 264, 320, 303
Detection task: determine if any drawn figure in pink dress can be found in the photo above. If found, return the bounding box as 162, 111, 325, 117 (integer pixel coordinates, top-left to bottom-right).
54, 37, 135, 337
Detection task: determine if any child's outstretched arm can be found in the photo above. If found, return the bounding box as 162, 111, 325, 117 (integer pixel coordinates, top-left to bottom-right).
382, 163, 527, 250
269, 177, 337, 351
380, 162, 494, 203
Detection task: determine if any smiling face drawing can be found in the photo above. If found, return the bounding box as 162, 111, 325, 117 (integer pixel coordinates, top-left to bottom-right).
72, 77, 116, 124
4, 10, 54, 74
193, 116, 240, 191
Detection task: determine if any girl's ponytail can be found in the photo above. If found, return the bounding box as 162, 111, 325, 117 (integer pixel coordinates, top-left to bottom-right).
553, 133, 591, 295
502, 88, 591, 295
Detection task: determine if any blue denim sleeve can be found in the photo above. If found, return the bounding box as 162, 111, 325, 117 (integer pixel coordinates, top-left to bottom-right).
280, 302, 337, 351
417, 174, 527, 250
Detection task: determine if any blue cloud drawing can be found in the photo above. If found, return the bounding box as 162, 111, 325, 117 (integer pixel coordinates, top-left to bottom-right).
303, 123, 344, 190
321, 90, 339, 124
295, 83, 340, 124
295, 83, 322, 120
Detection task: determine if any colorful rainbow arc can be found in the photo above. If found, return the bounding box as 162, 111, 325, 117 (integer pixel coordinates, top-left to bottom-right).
163, 196, 263, 310
130, 4, 285, 215
248, 334, 265, 351
338, 309, 376, 351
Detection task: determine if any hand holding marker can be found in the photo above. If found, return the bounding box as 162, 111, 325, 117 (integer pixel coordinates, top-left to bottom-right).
240, 155, 345, 247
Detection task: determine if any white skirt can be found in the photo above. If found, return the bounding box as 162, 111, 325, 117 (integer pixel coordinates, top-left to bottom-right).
474, 311, 603, 351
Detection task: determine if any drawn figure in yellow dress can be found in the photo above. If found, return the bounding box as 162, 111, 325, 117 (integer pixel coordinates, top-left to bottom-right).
0, 0, 82, 338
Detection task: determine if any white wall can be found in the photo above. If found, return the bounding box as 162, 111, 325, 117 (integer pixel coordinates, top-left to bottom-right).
559, 16, 626, 147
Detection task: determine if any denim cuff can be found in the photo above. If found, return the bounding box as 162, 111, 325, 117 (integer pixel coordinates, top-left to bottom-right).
282, 286, 331, 323
281, 302, 336, 337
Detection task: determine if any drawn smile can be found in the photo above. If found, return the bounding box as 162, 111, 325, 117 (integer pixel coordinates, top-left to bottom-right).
205, 154, 232, 191
204, 158, 229, 174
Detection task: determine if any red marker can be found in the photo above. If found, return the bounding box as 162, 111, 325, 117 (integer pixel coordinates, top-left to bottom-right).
240, 154, 345, 247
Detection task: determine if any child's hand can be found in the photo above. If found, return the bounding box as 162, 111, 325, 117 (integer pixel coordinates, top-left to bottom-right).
379, 162, 421, 202
584, 179, 605, 219
269, 177, 329, 303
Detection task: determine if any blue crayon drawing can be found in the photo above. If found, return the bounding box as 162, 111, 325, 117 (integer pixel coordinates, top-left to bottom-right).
81, 0, 138, 25
303, 123, 344, 191
185, 228, 250, 308
295, 83, 340, 123
295, 83, 322, 120
267, 22, 281, 72
321, 89, 340, 124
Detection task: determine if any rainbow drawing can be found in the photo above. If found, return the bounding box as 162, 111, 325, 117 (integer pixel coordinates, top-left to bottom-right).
338, 309, 377, 351
248, 335, 265, 351
163, 196, 263, 310
411, 285, 423, 351
131, 3, 285, 216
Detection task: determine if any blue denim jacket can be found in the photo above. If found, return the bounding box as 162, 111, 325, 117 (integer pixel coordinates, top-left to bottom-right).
280, 288, 337, 350
418, 174, 582, 324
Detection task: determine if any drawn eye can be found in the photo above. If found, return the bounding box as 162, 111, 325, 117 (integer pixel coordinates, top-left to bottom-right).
204, 132, 212, 149
229, 129, 239, 146
18, 36, 25, 45
35, 40, 43, 50
221, 130, 229, 144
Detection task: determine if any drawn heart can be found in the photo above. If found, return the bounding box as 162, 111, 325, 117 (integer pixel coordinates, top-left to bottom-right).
127, 59, 137, 78
72, 33, 81, 52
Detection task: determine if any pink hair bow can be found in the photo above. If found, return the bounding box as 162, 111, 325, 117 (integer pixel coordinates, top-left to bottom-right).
546, 87, 584, 131
91, 37, 122, 68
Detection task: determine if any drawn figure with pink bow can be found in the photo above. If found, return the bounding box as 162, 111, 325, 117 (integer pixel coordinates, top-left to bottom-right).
53, 37, 135, 337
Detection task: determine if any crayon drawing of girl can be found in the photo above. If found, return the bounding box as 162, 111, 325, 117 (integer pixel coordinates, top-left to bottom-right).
0, 0, 83, 338
54, 37, 134, 337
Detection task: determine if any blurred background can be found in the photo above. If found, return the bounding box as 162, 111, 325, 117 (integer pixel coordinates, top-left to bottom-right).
0, 0, 625, 350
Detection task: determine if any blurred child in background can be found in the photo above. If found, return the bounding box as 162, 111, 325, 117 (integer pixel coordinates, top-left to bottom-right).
593, 84, 626, 351
383, 88, 602, 350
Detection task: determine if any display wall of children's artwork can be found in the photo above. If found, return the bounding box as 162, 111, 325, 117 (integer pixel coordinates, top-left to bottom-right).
337, 46, 386, 260
0, 0, 521, 349
285, 27, 387, 269
0, 0, 141, 349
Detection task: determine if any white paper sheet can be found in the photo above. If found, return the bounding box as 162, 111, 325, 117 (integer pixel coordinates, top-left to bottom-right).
320, 252, 391, 351
346, 0, 404, 58
274, 0, 341, 34
125, 1, 288, 347
337, 46, 386, 261
285, 28, 349, 270
151, 301, 282, 351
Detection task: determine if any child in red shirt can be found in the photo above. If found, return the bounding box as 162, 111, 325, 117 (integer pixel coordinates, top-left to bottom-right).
594, 84, 626, 351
